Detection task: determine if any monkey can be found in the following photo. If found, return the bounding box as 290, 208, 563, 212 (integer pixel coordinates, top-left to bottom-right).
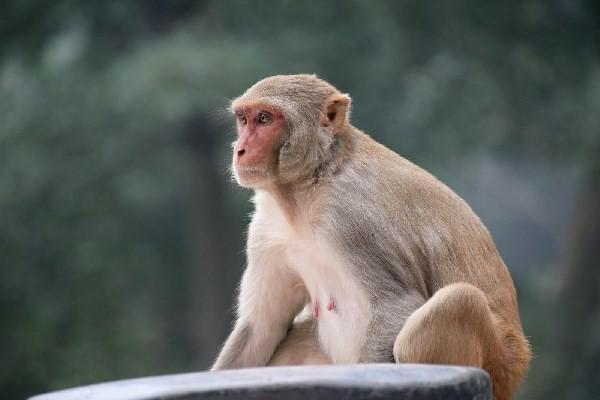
211, 74, 530, 400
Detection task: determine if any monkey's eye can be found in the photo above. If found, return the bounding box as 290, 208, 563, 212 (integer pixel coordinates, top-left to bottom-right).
238, 114, 247, 125
257, 112, 272, 125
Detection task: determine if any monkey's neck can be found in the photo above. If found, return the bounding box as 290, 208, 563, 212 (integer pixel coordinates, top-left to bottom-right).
265, 183, 299, 224
267, 126, 357, 224
313, 137, 348, 183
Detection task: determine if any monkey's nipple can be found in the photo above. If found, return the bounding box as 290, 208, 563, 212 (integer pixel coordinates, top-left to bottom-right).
327, 298, 336, 311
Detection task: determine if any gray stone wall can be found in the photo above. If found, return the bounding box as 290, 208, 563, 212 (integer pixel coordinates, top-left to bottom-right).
29, 364, 492, 400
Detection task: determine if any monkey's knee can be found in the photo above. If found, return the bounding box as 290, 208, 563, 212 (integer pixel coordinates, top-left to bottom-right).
269, 318, 331, 366
393, 283, 494, 368
393, 283, 530, 400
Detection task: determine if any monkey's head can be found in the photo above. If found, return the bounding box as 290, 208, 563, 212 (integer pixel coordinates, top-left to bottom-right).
230, 74, 351, 189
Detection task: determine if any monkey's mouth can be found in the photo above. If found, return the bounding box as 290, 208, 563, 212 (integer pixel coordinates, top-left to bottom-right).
233, 164, 269, 186
234, 164, 267, 175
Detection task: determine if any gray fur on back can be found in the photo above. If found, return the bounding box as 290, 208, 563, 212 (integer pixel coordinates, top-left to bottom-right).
315, 130, 497, 361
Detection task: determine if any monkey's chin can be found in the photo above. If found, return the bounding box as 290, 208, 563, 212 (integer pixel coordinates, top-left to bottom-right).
233, 165, 271, 188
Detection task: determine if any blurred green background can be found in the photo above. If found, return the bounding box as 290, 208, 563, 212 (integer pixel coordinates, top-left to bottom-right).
1, 1, 599, 399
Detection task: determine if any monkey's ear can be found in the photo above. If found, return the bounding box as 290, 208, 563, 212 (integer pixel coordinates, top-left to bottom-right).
321, 93, 351, 135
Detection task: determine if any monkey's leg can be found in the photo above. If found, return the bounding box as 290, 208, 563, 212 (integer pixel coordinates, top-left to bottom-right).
269, 315, 331, 366
393, 282, 527, 400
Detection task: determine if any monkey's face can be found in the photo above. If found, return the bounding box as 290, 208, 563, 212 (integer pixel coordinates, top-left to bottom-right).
232, 104, 285, 188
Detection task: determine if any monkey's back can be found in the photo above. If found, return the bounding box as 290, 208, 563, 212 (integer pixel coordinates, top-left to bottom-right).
324, 129, 522, 330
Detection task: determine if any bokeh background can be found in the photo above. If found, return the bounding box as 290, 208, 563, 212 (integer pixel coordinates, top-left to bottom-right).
2, 1, 599, 399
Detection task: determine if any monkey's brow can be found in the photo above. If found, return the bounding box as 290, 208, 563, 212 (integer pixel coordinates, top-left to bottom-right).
232, 100, 281, 114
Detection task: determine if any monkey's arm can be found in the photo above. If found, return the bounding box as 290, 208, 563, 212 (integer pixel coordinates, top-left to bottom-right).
211, 248, 306, 370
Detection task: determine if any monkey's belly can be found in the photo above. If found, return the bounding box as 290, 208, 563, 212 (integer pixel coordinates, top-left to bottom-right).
285, 239, 372, 363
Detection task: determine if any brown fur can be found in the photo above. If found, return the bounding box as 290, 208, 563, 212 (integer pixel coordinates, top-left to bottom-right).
214, 74, 530, 400
269, 314, 332, 366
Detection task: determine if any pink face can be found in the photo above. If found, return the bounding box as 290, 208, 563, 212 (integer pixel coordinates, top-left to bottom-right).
232, 104, 285, 186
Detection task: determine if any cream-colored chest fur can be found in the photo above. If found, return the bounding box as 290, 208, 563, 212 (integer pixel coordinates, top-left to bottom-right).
251, 191, 372, 363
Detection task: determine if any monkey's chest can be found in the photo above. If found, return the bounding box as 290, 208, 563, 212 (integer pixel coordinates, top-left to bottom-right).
285, 238, 372, 363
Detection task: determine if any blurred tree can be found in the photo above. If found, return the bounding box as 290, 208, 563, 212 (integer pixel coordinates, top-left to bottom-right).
551, 149, 600, 400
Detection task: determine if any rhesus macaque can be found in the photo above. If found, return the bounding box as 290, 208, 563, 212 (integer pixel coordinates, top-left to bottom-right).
212, 74, 530, 400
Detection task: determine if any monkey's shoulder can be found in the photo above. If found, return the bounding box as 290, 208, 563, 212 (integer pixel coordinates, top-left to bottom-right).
331, 145, 475, 225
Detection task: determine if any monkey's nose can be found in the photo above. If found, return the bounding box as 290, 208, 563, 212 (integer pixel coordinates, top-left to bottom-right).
237, 149, 246, 158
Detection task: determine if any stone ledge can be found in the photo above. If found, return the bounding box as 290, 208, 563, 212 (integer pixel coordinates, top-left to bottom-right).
29, 363, 492, 400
